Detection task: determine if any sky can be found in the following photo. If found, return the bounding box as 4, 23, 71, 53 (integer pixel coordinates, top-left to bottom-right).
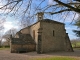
2, 12, 78, 40
0, 0, 79, 40
4, 18, 19, 32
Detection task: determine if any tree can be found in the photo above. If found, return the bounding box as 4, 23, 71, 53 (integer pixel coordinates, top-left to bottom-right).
71, 38, 80, 48
2, 28, 18, 46
0, 18, 6, 30
0, 18, 5, 46
19, 16, 31, 29
0, 39, 2, 47
71, 39, 77, 47
53, 0, 80, 13
73, 15, 80, 37
0, 0, 80, 22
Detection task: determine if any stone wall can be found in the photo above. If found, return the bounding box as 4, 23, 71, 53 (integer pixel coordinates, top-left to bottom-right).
64, 33, 73, 52
30, 22, 40, 51
20, 27, 30, 34
11, 19, 73, 53
10, 34, 36, 53
40, 21, 66, 53
15, 27, 30, 38
11, 44, 36, 53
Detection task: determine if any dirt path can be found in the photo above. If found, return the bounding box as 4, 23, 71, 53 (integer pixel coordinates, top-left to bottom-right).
0, 49, 80, 60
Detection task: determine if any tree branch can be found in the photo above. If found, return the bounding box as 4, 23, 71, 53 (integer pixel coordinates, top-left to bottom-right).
46, 9, 71, 15
0, 0, 22, 9
54, 0, 80, 13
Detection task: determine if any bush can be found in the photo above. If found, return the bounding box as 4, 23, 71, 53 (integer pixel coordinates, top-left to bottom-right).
4, 46, 10, 48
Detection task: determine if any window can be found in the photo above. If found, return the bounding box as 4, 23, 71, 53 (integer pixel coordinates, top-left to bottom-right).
33, 30, 35, 39
53, 30, 54, 36
39, 16, 42, 20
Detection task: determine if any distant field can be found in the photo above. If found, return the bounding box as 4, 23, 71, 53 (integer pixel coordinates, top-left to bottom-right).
0, 47, 10, 50
77, 42, 80, 46
31, 57, 78, 60
71, 42, 80, 48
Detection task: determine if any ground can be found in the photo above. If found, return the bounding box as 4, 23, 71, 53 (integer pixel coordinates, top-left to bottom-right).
0, 49, 80, 60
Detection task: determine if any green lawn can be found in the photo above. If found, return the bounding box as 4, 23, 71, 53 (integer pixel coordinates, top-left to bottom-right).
73, 47, 80, 50
0, 47, 10, 50
77, 42, 80, 46
31, 57, 78, 60
72, 42, 80, 48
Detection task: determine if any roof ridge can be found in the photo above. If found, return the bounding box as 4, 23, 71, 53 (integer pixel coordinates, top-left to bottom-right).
19, 19, 64, 31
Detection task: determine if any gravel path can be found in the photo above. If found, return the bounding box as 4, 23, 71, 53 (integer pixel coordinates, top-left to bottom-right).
0, 49, 80, 60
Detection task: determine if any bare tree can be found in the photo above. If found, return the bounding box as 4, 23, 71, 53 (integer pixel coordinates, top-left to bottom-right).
71, 38, 80, 48
0, 18, 5, 46
2, 28, 18, 46
0, 0, 79, 23
71, 39, 77, 47
0, 39, 2, 47
2, 35, 10, 46
0, 18, 6, 30
19, 16, 32, 29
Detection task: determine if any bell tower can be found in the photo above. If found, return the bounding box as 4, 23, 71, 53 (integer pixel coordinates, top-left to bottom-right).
37, 12, 44, 21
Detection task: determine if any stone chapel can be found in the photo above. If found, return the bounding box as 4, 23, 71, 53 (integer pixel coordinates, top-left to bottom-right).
10, 12, 73, 53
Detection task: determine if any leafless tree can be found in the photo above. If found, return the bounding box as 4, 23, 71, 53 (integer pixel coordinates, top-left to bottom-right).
2, 35, 10, 46
19, 16, 32, 29
0, 0, 79, 23
2, 28, 18, 46
0, 39, 2, 47
71, 39, 77, 47
0, 0, 80, 25
0, 18, 6, 30
71, 38, 80, 48
0, 18, 5, 46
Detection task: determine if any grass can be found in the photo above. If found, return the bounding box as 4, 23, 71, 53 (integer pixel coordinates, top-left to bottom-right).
0, 47, 10, 50
77, 42, 80, 46
72, 42, 80, 48
31, 57, 78, 60
73, 47, 80, 50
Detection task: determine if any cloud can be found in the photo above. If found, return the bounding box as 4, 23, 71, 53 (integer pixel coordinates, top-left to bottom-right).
4, 22, 13, 32
65, 26, 77, 30
48, 0, 56, 5
3, 21, 18, 32
68, 34, 78, 40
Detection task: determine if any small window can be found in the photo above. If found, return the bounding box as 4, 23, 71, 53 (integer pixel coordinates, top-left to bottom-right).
53, 30, 54, 36
39, 17, 42, 20
33, 30, 35, 39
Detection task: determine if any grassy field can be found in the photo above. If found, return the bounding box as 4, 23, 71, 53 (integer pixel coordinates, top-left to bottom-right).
76, 42, 80, 47
31, 57, 78, 60
73, 47, 80, 50
71, 42, 80, 48
0, 47, 10, 50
